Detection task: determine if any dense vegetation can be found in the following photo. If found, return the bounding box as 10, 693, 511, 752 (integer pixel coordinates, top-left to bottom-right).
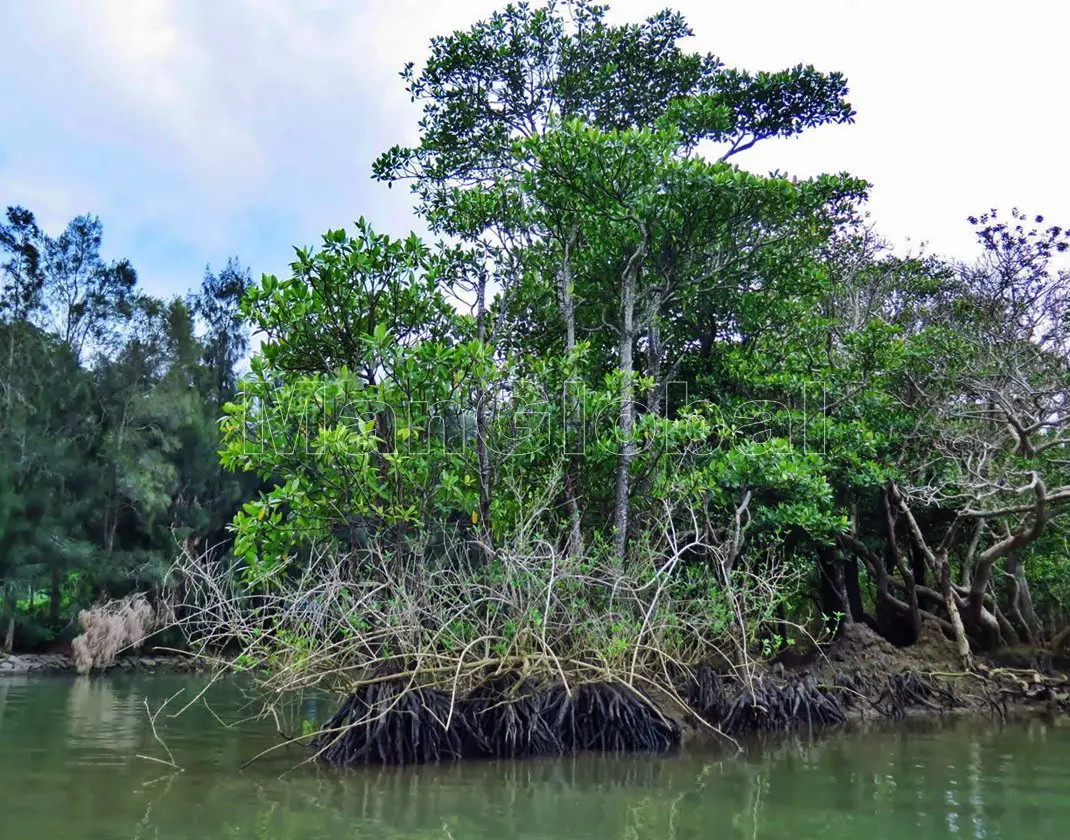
169, 1, 1070, 764
5, 0, 1070, 760
0, 207, 253, 651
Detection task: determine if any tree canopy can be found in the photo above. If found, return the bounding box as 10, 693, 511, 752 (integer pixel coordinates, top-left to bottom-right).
192, 0, 1070, 712
7, 2, 1070, 688
0, 207, 254, 651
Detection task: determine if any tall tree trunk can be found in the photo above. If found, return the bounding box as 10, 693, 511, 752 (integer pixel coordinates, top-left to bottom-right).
909, 541, 929, 608
966, 560, 1012, 651
473, 272, 493, 547
2, 615, 13, 653
556, 229, 582, 558
104, 403, 129, 558
840, 533, 917, 642
893, 485, 972, 667
966, 477, 1049, 649
961, 519, 984, 587
612, 247, 643, 567
909, 538, 925, 581
645, 319, 663, 417
993, 605, 1020, 648
817, 546, 848, 635
843, 555, 866, 624
937, 550, 972, 667
1010, 552, 1035, 637
1005, 552, 1040, 645
884, 487, 921, 641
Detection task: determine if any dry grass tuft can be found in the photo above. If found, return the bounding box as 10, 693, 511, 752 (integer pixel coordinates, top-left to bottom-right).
71, 593, 171, 674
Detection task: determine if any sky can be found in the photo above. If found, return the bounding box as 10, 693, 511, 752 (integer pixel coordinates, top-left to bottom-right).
1, 0, 1067, 300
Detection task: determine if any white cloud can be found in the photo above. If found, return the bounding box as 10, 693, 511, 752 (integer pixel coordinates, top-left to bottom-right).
604, 0, 1070, 258
25, 1, 263, 187
0, 169, 101, 235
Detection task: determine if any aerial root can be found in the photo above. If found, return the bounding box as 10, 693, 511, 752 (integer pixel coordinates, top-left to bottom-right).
466, 674, 561, 759
314, 674, 680, 766
716, 674, 846, 735
565, 681, 680, 753
313, 664, 1009, 764
875, 673, 959, 720
683, 664, 731, 724
312, 679, 473, 766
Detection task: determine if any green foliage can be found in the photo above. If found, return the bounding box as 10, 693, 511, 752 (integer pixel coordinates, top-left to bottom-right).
374, 0, 854, 234
0, 206, 254, 649
9, 0, 1069, 671
222, 223, 491, 585
220, 0, 874, 674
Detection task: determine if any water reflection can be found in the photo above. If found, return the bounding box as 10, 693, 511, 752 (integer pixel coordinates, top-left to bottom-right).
66, 676, 143, 758
0, 674, 1068, 839
0, 676, 9, 731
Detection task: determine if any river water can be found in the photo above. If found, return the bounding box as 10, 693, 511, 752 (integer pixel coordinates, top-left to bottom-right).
1, 673, 1068, 839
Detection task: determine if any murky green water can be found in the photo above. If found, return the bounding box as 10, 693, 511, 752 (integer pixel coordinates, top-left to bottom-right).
1, 674, 1068, 839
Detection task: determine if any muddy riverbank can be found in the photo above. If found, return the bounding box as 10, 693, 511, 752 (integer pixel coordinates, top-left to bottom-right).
0, 651, 200, 676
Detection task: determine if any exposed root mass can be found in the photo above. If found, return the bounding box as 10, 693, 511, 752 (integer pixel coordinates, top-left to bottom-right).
875, 673, 960, 719
313, 676, 680, 767
312, 680, 475, 766
718, 674, 847, 735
